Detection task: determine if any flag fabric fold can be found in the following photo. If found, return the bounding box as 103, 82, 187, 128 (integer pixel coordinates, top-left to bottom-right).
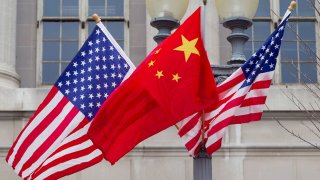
178, 10, 292, 156
6, 22, 135, 180
88, 7, 218, 164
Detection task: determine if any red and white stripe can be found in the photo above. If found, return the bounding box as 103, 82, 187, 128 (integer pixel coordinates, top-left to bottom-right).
205, 69, 273, 154
178, 68, 273, 156
177, 113, 203, 156
6, 87, 103, 179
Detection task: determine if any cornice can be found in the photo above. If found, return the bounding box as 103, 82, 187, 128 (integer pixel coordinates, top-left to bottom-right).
0, 110, 318, 121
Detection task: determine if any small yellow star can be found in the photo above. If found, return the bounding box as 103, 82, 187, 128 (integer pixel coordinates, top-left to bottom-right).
172, 73, 181, 83
148, 60, 155, 67
174, 35, 200, 62
155, 48, 161, 54
155, 70, 164, 79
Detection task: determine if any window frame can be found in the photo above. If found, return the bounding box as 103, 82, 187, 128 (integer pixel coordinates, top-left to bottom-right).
281, 19, 317, 83
248, 0, 318, 84
37, 0, 129, 86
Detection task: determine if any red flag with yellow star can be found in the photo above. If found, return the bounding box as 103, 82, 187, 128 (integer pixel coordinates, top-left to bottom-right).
88, 7, 218, 164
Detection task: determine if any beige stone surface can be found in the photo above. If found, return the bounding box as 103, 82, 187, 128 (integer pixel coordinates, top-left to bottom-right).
296, 159, 320, 180
0, 120, 14, 148
244, 158, 295, 180
0, 157, 21, 180
130, 158, 190, 180
212, 157, 244, 180
63, 160, 131, 180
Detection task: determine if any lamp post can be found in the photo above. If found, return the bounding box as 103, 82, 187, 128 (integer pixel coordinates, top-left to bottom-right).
146, 0, 189, 44
216, 0, 259, 65
213, 0, 259, 84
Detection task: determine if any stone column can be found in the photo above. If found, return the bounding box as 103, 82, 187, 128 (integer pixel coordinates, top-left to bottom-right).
0, 0, 20, 88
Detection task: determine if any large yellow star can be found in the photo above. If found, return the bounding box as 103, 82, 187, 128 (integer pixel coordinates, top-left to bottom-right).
155, 70, 164, 79
172, 73, 181, 83
174, 35, 200, 62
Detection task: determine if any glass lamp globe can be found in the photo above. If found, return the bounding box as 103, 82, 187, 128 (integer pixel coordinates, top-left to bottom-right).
146, 0, 189, 20
215, 0, 259, 20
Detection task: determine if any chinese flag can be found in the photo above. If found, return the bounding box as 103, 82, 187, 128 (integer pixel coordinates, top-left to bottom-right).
88, 7, 218, 164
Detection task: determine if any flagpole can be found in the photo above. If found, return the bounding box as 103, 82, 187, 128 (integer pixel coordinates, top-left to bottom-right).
201, 0, 207, 46
282, 0, 296, 24
92, 14, 101, 23
193, 2, 213, 180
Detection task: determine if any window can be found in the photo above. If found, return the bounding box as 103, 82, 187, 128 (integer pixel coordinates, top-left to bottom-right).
40, 0, 126, 85
244, 0, 271, 59
245, 0, 318, 84
280, 0, 317, 83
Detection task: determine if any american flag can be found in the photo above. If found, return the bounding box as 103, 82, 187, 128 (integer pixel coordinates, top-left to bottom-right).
178, 10, 291, 156
6, 22, 135, 179
177, 112, 204, 156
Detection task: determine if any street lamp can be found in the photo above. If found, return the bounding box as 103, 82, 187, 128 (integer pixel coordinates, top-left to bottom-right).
146, 0, 189, 44
216, 0, 259, 64
213, 0, 259, 84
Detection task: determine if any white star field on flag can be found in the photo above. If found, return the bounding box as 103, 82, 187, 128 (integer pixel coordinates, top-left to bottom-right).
55, 27, 131, 121
240, 17, 288, 87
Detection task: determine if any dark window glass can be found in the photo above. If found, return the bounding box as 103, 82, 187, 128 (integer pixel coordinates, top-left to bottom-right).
42, 22, 79, 83
89, 0, 106, 16
280, 21, 316, 83
61, 63, 70, 73
255, 0, 270, 17
298, 0, 315, 16
253, 22, 270, 41
107, 0, 124, 16
299, 42, 316, 62
43, 0, 60, 16
299, 22, 315, 40
281, 42, 298, 62
107, 21, 124, 39
62, 22, 79, 39
43, 22, 60, 39
89, 0, 124, 16
283, 22, 297, 41
44, 0, 79, 17
281, 62, 299, 83
245, 21, 271, 56
88, 21, 101, 35
43, 41, 60, 61
42, 63, 59, 84
62, 42, 79, 61
300, 63, 317, 83
107, 21, 124, 48
62, 0, 79, 16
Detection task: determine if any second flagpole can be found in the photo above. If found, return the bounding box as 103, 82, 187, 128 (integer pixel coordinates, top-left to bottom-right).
193, 1, 213, 180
